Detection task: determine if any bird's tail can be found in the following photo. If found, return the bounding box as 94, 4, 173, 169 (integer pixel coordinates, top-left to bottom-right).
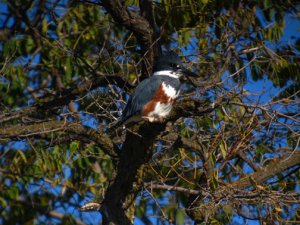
106, 116, 128, 135
107, 119, 122, 131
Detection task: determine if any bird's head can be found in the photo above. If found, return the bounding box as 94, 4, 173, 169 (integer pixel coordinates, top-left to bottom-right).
153, 51, 197, 79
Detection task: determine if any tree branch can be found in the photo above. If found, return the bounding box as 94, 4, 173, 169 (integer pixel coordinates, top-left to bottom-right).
139, 0, 162, 56
101, 0, 154, 78
0, 120, 118, 159
144, 182, 202, 195
186, 151, 300, 222
0, 72, 131, 124
228, 151, 300, 189
100, 122, 167, 225
13, 198, 86, 225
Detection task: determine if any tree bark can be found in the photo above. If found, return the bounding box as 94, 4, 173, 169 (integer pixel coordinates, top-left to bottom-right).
101, 122, 167, 224
101, 0, 154, 78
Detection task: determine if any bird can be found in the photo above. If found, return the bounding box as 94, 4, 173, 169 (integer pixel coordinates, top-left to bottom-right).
110, 51, 197, 129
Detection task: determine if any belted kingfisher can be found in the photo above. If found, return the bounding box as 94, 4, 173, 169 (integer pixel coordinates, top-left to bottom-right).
112, 51, 196, 128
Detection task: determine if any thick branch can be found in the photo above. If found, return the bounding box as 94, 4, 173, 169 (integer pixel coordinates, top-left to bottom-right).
13, 198, 86, 225
101, 0, 154, 78
187, 150, 300, 222
0, 72, 131, 124
0, 120, 118, 159
144, 182, 300, 204
139, 0, 162, 56
48, 211, 86, 225
101, 122, 167, 225
144, 182, 202, 195
229, 151, 300, 189
0, 120, 66, 138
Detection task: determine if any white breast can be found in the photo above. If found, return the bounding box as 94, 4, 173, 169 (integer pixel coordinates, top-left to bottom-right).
147, 82, 180, 118
161, 82, 180, 99
149, 102, 173, 118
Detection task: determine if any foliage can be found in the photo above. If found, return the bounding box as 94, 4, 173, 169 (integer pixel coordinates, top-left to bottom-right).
0, 0, 299, 224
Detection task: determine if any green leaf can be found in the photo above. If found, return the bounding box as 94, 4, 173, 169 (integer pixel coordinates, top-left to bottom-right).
42, 18, 48, 33
0, 197, 7, 208
70, 141, 79, 155
57, 21, 64, 36
26, 38, 34, 53
175, 208, 186, 225
210, 170, 218, 191
65, 56, 72, 81
17, 150, 27, 163
210, 151, 216, 166
219, 139, 227, 159
223, 204, 233, 215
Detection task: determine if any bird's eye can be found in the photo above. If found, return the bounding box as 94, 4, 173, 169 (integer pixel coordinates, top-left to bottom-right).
171, 63, 180, 69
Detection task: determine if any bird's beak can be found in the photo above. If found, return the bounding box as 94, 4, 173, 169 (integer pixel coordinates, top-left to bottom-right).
180, 67, 198, 77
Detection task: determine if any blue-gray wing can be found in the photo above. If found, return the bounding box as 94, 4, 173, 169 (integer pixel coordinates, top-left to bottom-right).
121, 75, 181, 122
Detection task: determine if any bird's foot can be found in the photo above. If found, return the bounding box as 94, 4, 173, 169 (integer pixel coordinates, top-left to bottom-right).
142, 116, 165, 123
142, 116, 156, 122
